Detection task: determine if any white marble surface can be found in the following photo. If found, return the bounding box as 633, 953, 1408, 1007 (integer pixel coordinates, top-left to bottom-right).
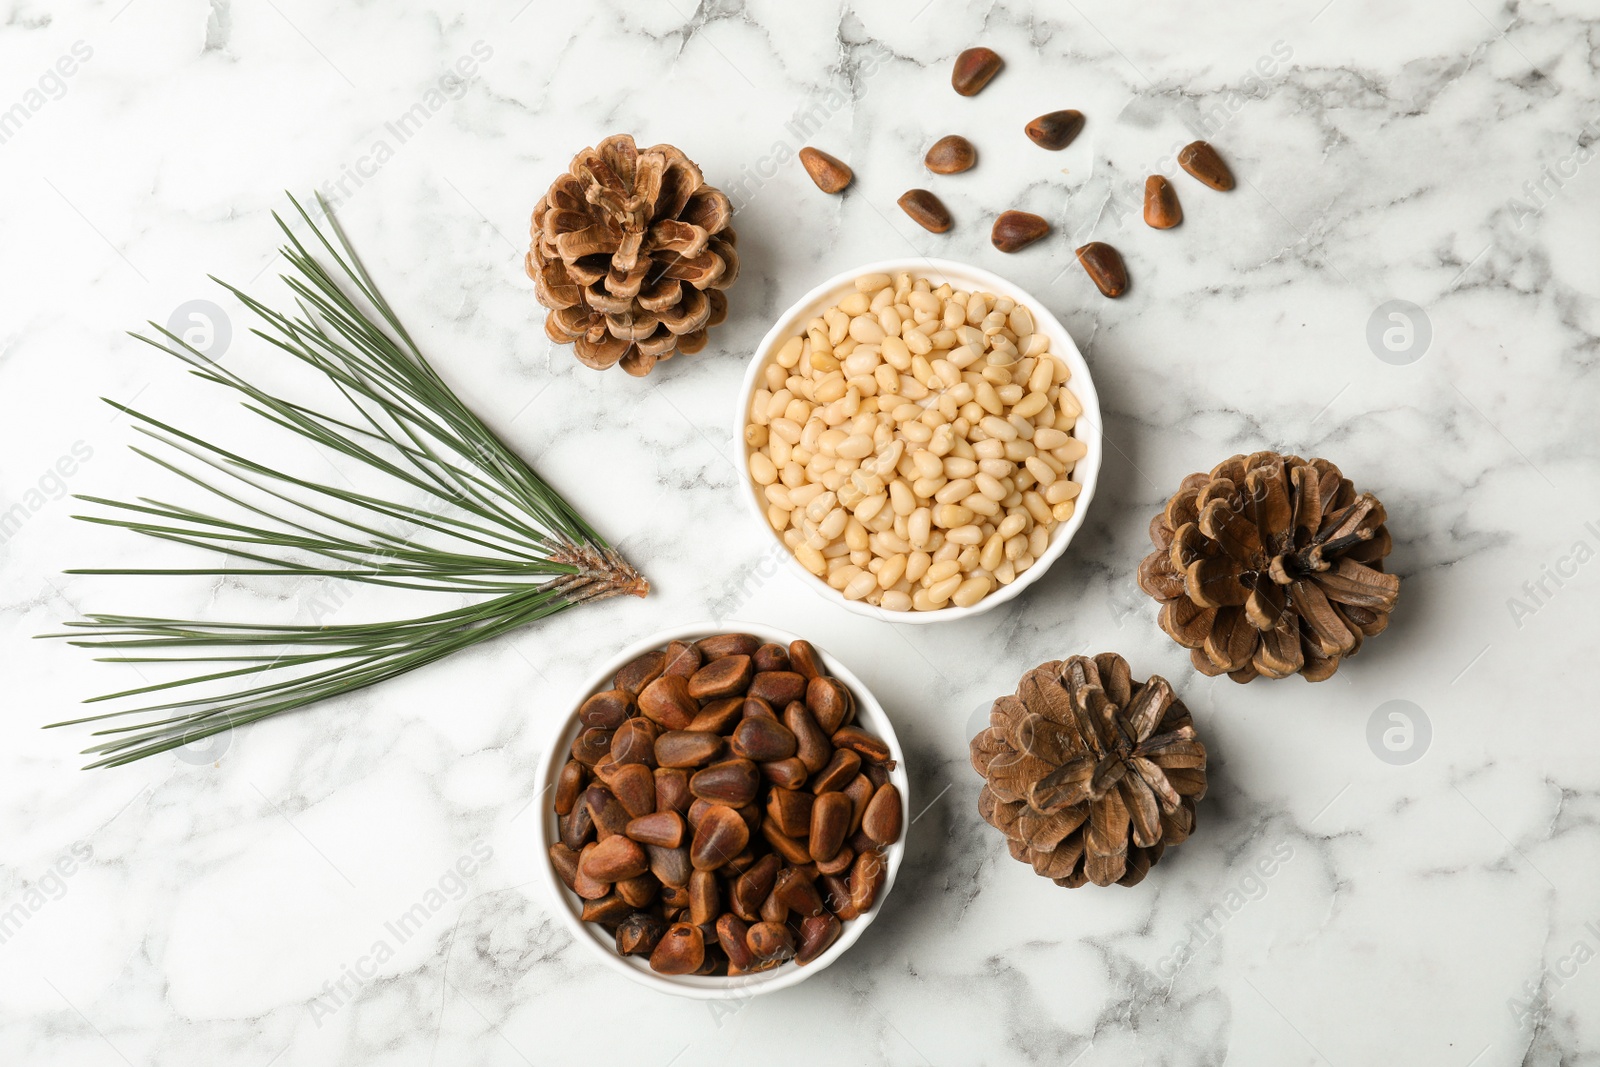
3, 0, 1599, 1064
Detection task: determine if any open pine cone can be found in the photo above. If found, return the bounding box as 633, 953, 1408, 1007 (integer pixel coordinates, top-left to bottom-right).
969, 653, 1206, 888
527, 134, 738, 376
1137, 451, 1399, 683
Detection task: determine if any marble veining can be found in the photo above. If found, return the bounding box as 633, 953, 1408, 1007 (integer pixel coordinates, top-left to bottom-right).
2, 0, 1599, 1064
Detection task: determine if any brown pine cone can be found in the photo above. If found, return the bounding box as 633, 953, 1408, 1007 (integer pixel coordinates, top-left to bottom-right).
527, 134, 738, 377
969, 653, 1206, 888
1137, 451, 1399, 683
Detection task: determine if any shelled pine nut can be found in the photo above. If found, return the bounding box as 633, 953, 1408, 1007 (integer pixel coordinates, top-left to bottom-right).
745, 275, 1087, 610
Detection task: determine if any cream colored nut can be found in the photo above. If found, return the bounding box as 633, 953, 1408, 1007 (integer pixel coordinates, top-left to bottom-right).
1027, 357, 1054, 393
843, 349, 880, 378
838, 292, 870, 316
827, 564, 860, 590
776, 335, 804, 369
905, 550, 932, 583
881, 590, 913, 611
881, 335, 912, 370
951, 576, 991, 608
843, 570, 877, 601
889, 479, 916, 515
1012, 392, 1050, 419
837, 433, 874, 460
856, 273, 892, 292
855, 494, 888, 523
908, 507, 932, 548
962, 494, 1000, 518
934, 503, 974, 528
825, 308, 849, 344
926, 574, 961, 606
974, 472, 1006, 500
795, 542, 826, 575
946, 524, 984, 545
749, 452, 778, 485
789, 483, 824, 508
978, 416, 1016, 441
1024, 456, 1057, 486
1054, 438, 1090, 463
1029, 524, 1051, 558
849, 316, 886, 344
851, 469, 885, 496
1045, 480, 1081, 505
1008, 305, 1035, 337
878, 553, 907, 589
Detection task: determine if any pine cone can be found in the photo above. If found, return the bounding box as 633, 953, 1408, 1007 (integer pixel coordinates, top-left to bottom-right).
1137, 451, 1399, 683
527, 134, 738, 377
969, 653, 1206, 888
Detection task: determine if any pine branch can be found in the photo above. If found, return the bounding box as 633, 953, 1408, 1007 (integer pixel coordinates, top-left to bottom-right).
45, 193, 646, 769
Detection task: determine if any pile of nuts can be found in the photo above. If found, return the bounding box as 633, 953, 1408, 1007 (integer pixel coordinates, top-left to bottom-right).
744, 273, 1086, 612
797, 47, 1238, 300
548, 634, 903, 977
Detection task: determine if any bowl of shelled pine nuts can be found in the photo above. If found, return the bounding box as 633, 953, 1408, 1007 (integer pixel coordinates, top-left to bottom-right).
736, 259, 1102, 622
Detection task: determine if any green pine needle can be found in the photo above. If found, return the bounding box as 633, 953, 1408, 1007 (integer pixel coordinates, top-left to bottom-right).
45, 193, 647, 769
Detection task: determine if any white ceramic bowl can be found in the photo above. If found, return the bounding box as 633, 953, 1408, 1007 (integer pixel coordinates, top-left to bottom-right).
534, 622, 910, 999
735, 258, 1102, 623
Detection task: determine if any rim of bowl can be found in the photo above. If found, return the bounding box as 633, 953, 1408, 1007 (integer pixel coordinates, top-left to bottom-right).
533, 621, 911, 1000
733, 257, 1102, 624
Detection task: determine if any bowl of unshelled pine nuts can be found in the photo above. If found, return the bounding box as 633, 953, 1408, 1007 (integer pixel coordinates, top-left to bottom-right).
737, 259, 1102, 621
536, 624, 909, 998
